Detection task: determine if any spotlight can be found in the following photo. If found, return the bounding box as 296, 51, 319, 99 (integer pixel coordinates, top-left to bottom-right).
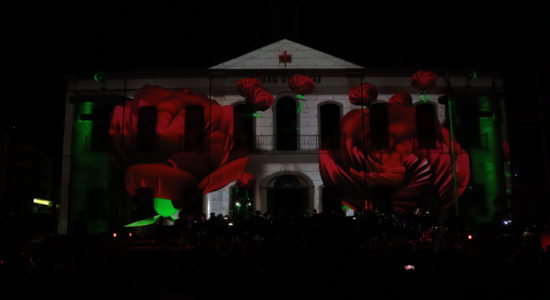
128, 232, 133, 238
113, 232, 118, 238
404, 265, 415, 271
33, 198, 53, 207
467, 234, 473, 240
503, 220, 512, 226
228, 222, 234, 227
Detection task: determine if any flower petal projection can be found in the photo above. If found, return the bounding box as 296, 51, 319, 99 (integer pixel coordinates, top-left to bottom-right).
348, 82, 378, 106
236, 78, 274, 112
245, 86, 274, 111
110, 85, 225, 159
125, 163, 198, 202
199, 157, 249, 194
236, 78, 264, 97
319, 93, 470, 213
411, 71, 438, 91
112, 85, 249, 214
288, 74, 315, 95
236, 173, 256, 188
388, 92, 413, 106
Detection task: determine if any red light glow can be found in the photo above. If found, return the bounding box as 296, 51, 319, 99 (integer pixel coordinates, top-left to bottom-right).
319, 101, 470, 212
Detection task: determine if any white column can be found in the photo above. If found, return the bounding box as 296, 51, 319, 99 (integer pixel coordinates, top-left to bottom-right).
58, 97, 74, 234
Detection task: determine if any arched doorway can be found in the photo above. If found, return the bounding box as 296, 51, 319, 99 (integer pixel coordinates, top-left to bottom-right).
275, 96, 297, 150
267, 174, 308, 218
229, 185, 254, 216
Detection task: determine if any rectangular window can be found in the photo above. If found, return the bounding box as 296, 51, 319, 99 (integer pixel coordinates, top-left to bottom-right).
80, 104, 113, 152
369, 103, 389, 149
416, 103, 437, 149
137, 106, 157, 152
183, 105, 204, 152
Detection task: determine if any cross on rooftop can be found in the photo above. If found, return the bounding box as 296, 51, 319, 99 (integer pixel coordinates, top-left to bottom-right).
279, 50, 292, 67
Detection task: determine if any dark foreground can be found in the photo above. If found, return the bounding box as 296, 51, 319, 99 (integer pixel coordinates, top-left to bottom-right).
2, 213, 549, 299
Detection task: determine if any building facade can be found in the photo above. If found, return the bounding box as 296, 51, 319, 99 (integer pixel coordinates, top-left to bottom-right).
60, 40, 508, 234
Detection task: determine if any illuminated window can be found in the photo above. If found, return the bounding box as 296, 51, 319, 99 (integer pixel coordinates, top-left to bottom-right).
137, 106, 157, 152
416, 103, 437, 149
369, 103, 389, 149
183, 105, 204, 152
319, 103, 341, 150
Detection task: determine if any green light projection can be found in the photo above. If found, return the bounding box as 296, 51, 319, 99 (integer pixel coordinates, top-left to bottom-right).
70, 101, 121, 234
125, 215, 160, 227
447, 97, 459, 213
154, 198, 178, 217
81, 102, 94, 115
479, 96, 491, 112
469, 96, 502, 222
93, 72, 106, 82
297, 102, 304, 113
420, 92, 429, 103
124, 199, 179, 227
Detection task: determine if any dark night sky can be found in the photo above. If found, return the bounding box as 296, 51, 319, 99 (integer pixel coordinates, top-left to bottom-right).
1, 3, 549, 197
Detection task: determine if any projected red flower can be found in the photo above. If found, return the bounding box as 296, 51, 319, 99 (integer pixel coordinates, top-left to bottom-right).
246, 86, 274, 111
288, 74, 315, 95
320, 92, 470, 212
236, 173, 256, 188
237, 78, 264, 97
236, 78, 274, 111
110, 85, 248, 210
411, 71, 438, 90
388, 92, 413, 106
348, 82, 378, 106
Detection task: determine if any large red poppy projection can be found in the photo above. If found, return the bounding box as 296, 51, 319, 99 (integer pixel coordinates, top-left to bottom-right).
319, 83, 470, 213
110, 85, 251, 214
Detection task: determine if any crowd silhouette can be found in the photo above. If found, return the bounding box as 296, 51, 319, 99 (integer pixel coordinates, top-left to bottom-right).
1, 209, 549, 299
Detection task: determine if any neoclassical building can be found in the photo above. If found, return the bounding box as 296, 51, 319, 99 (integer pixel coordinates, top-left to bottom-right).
60, 39, 508, 234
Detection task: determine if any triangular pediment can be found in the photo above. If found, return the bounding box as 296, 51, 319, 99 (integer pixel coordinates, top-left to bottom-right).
210, 39, 364, 70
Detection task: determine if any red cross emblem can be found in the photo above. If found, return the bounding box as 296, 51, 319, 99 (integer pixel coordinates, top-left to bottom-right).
279, 50, 292, 67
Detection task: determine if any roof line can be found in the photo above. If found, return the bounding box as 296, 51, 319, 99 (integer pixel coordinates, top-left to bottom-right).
209, 39, 364, 70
